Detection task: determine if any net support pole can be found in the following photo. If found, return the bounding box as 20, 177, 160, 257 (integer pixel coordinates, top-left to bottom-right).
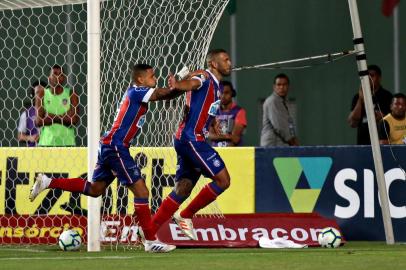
347, 0, 394, 244
87, 0, 101, 252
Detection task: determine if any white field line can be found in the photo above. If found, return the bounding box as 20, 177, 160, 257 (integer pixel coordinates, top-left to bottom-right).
0, 256, 140, 260
0, 252, 285, 261
0, 248, 47, 253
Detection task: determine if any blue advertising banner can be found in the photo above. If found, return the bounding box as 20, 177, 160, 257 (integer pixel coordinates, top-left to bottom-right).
255, 146, 406, 241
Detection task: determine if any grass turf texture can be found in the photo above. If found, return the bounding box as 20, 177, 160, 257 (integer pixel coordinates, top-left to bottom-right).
0, 242, 405, 270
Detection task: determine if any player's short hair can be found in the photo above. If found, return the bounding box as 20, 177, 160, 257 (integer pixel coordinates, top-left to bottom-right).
273, 73, 290, 84
132, 63, 153, 79
368, 65, 382, 76
393, 93, 406, 102
206, 48, 228, 65
221, 80, 236, 97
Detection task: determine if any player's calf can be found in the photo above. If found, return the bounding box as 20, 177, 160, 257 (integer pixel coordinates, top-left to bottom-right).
29, 174, 101, 202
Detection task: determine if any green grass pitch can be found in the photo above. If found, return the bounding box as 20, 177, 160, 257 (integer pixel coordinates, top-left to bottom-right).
1, 242, 405, 270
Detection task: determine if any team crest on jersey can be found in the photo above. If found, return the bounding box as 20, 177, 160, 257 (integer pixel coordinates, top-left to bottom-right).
137, 115, 146, 128
213, 158, 221, 168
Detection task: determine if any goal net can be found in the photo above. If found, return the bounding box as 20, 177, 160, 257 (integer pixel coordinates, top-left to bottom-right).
0, 0, 229, 248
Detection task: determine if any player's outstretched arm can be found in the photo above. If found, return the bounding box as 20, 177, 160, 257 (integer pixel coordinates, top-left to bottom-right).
168, 72, 204, 91
149, 88, 183, 102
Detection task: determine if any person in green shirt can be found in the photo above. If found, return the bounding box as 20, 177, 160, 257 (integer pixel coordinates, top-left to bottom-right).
35, 64, 79, 146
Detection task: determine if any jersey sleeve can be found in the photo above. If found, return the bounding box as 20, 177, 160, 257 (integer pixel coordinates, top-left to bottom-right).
191, 72, 209, 89
129, 87, 155, 103
235, 108, 247, 127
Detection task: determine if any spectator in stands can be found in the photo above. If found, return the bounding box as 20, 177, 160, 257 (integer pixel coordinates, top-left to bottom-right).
348, 65, 393, 145
16, 80, 47, 147
36, 64, 79, 146
209, 81, 247, 146
378, 93, 406, 145
260, 73, 299, 146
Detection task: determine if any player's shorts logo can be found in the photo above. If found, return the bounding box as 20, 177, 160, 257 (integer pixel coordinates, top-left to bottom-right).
213, 159, 221, 168
137, 115, 146, 128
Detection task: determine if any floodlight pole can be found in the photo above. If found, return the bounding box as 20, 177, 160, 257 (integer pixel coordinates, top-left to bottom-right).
347, 0, 394, 244
87, 0, 101, 251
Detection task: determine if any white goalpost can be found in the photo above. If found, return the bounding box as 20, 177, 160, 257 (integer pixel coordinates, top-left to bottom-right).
87, 0, 101, 252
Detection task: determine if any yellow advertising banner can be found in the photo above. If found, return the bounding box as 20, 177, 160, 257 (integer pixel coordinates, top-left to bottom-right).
0, 147, 255, 215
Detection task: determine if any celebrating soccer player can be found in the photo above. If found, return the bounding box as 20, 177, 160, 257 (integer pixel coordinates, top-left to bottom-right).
150, 49, 232, 240
29, 64, 181, 253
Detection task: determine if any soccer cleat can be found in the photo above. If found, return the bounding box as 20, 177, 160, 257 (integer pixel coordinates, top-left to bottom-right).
29, 173, 51, 202
173, 212, 197, 240
144, 239, 176, 253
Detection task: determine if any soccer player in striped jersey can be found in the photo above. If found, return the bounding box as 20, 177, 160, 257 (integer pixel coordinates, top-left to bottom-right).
29, 64, 180, 253
150, 49, 232, 240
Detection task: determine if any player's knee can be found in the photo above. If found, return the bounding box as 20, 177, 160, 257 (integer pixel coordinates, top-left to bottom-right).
212, 168, 231, 190
88, 190, 102, 197
216, 175, 231, 190
88, 184, 105, 197
175, 179, 194, 197
135, 188, 149, 199
223, 178, 231, 190
127, 180, 150, 198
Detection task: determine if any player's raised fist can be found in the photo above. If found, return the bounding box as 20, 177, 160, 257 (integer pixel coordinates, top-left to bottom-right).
168, 73, 177, 90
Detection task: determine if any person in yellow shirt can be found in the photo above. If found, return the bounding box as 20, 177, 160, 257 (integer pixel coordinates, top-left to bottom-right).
378, 93, 406, 145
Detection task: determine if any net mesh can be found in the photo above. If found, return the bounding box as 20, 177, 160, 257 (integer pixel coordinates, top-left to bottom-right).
0, 0, 229, 248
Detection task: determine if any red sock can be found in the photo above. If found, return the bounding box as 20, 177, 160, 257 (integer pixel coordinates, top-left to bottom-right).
151, 195, 180, 235
180, 184, 220, 219
49, 178, 89, 194
134, 199, 156, 241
